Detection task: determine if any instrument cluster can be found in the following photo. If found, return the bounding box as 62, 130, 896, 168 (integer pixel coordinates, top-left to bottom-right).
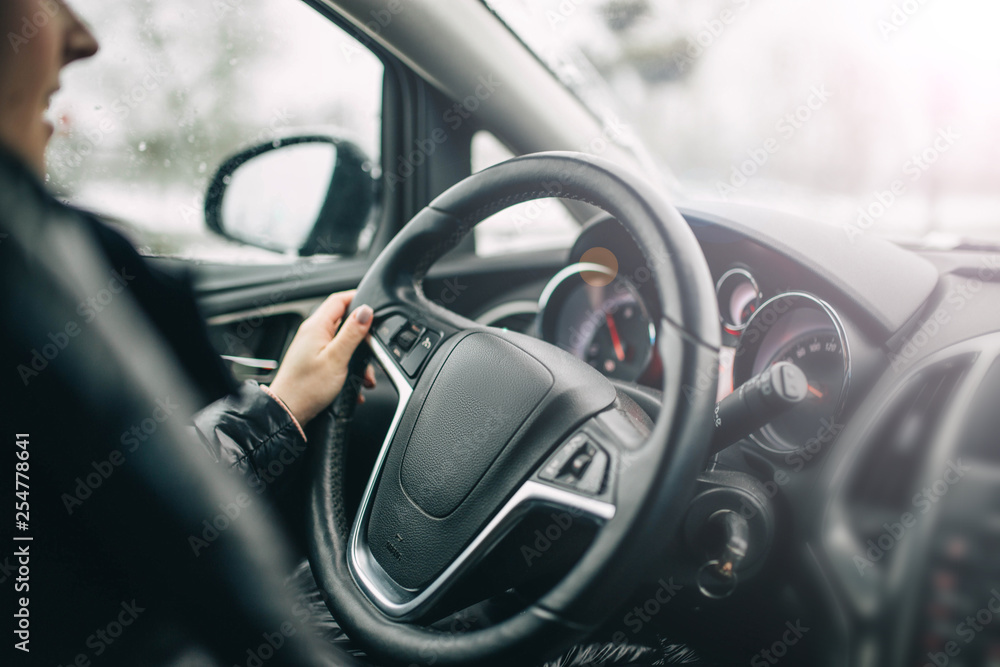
534, 216, 852, 455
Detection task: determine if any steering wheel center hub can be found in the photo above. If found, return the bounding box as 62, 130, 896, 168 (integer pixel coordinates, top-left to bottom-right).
366, 329, 617, 590
397, 332, 554, 519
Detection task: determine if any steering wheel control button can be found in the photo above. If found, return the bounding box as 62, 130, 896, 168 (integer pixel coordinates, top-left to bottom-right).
395, 328, 420, 351
541, 434, 608, 495
568, 447, 595, 477
541, 435, 586, 479
375, 314, 407, 345
400, 330, 441, 377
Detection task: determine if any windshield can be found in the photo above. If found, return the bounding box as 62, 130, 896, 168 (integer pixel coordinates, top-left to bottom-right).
484, 0, 1000, 246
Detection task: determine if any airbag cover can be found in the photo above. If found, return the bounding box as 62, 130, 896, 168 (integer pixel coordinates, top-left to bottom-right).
399, 332, 553, 518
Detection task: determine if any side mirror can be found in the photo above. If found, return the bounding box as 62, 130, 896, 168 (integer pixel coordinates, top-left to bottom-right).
205, 135, 375, 256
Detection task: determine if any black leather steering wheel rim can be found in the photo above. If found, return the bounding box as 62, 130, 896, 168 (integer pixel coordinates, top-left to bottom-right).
308, 151, 721, 666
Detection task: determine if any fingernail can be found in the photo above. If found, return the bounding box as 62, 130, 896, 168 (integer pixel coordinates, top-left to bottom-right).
354, 305, 373, 325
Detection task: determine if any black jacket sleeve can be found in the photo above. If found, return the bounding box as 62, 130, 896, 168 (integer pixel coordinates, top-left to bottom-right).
193, 381, 308, 494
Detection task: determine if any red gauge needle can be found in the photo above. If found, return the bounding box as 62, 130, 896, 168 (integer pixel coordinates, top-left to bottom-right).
605, 313, 626, 362
807, 384, 825, 399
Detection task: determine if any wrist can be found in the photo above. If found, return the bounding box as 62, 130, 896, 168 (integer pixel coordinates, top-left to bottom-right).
260, 384, 308, 440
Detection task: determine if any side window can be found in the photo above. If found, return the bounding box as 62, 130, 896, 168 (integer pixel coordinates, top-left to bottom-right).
48, 0, 383, 262
470, 131, 579, 257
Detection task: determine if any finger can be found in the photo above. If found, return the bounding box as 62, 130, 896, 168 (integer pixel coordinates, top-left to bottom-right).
363, 364, 377, 389
325, 304, 374, 362
310, 290, 357, 337
356, 393, 366, 405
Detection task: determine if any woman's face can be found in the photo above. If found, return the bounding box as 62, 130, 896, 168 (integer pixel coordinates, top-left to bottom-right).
0, 0, 97, 177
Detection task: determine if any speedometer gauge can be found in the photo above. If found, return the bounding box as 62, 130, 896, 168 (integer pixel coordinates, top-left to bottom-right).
733, 293, 850, 454
759, 331, 845, 452
537, 263, 656, 382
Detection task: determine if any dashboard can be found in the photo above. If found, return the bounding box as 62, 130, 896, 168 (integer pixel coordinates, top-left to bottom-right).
453, 200, 1000, 664
419, 192, 1000, 665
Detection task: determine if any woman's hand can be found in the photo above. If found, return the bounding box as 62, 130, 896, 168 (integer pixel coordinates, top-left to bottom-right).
267, 290, 376, 426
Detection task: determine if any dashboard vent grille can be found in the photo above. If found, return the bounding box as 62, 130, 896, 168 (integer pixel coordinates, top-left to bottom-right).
958, 357, 1000, 464
847, 355, 974, 525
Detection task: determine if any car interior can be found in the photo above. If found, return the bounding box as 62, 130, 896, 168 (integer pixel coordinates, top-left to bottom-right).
34, 0, 1000, 665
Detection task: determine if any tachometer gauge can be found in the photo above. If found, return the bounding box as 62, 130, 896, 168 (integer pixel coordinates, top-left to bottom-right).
572, 288, 653, 379
733, 293, 850, 454
537, 263, 656, 382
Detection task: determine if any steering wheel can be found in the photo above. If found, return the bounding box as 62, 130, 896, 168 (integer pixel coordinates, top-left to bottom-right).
307, 151, 721, 666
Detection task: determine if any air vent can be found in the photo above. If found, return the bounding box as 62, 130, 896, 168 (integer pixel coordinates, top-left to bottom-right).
846, 355, 974, 533
958, 357, 1000, 464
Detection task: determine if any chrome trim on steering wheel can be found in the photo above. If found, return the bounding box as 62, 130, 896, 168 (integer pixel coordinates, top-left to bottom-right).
346, 336, 615, 621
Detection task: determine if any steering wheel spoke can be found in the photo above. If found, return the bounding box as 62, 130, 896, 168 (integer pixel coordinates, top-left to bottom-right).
349, 476, 616, 622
